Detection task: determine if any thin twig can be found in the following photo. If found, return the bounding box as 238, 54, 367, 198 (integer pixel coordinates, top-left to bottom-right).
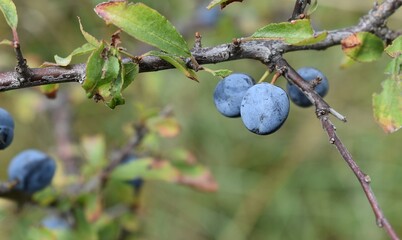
320, 116, 400, 240
276, 58, 400, 240
289, 0, 311, 20
100, 123, 148, 187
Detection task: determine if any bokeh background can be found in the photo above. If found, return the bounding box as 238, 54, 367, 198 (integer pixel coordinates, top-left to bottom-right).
0, 0, 401, 239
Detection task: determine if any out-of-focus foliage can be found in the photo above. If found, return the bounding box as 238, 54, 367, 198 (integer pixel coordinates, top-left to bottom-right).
0, 0, 401, 240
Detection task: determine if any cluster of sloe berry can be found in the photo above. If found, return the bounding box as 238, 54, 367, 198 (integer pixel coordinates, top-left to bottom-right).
213, 67, 329, 135
0, 108, 56, 194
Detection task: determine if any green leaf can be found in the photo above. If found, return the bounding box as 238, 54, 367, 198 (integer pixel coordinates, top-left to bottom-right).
147, 51, 197, 81
121, 61, 139, 90
54, 43, 97, 66
373, 78, 402, 133
306, 0, 318, 16
78, 17, 101, 47
0, 0, 18, 29
106, 60, 125, 109
95, 1, 190, 57
251, 19, 327, 45
204, 67, 233, 78
207, 0, 221, 9
74, 208, 98, 240
385, 35, 402, 58
82, 42, 120, 100
110, 156, 218, 192
207, 0, 242, 9
110, 157, 179, 182
341, 32, 384, 62
384, 56, 401, 76
81, 135, 107, 176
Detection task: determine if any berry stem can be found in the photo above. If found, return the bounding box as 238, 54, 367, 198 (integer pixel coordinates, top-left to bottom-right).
258, 70, 270, 83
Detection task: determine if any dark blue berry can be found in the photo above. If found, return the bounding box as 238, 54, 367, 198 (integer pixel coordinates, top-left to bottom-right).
8, 149, 56, 194
0, 108, 14, 150
213, 73, 255, 118
196, 5, 220, 27
42, 214, 71, 230
287, 67, 329, 107
240, 83, 290, 135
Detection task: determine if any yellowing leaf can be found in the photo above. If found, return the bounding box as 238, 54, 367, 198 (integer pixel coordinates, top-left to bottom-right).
251, 19, 327, 45
40, 84, 59, 99
385, 36, 402, 58
54, 42, 97, 66
373, 78, 402, 133
341, 32, 384, 62
0, 39, 12, 45
95, 1, 190, 57
147, 116, 181, 138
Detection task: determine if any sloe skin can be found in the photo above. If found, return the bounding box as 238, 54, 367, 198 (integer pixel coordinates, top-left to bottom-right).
213, 73, 255, 118
287, 67, 329, 107
241, 83, 290, 135
0, 108, 15, 150
8, 149, 56, 194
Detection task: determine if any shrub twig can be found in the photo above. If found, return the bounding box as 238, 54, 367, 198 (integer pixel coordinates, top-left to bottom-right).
276, 58, 400, 240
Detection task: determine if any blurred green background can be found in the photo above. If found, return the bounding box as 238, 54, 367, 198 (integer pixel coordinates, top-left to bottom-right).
0, 0, 401, 239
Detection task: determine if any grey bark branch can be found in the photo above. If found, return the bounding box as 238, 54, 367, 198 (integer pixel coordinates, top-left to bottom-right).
0, 0, 400, 91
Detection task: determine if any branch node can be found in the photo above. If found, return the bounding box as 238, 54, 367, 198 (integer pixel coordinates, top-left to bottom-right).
232, 38, 242, 51
14, 43, 34, 83
310, 76, 322, 88
289, 0, 311, 21
316, 108, 328, 118
194, 32, 202, 49
364, 174, 372, 183
377, 218, 384, 228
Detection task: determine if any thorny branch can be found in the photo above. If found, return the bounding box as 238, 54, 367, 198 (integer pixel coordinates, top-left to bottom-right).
276, 58, 400, 240
0, 0, 401, 239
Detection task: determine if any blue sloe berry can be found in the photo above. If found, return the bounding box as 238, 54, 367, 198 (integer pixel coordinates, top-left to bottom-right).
8, 149, 56, 194
287, 67, 329, 107
121, 154, 144, 192
240, 83, 290, 135
213, 73, 255, 118
42, 214, 71, 230
196, 5, 220, 27
0, 108, 15, 150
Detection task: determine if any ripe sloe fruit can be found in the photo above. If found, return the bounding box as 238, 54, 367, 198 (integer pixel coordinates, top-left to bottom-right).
196, 5, 220, 27
8, 149, 56, 194
287, 67, 329, 107
121, 154, 144, 192
240, 83, 290, 135
42, 214, 71, 230
213, 73, 255, 117
0, 108, 14, 150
